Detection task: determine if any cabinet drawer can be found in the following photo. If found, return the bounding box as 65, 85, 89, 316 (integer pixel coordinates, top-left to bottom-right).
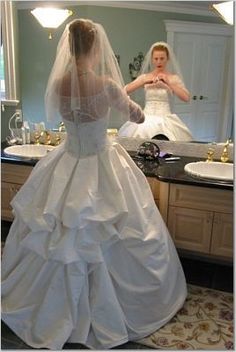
2, 163, 33, 185
169, 184, 233, 213
168, 206, 212, 253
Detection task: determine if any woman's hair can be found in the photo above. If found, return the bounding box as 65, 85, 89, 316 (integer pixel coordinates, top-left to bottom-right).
151, 44, 169, 59
69, 19, 96, 57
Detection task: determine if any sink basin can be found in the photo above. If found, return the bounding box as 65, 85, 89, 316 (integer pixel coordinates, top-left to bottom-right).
184, 161, 233, 182
4, 145, 56, 159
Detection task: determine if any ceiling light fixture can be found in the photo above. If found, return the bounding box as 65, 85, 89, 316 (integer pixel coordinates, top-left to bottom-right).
211, 1, 234, 25
31, 8, 73, 39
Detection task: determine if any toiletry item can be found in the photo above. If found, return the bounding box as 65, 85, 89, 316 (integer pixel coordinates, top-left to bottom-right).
21, 126, 26, 144
23, 121, 31, 144
165, 157, 181, 162
159, 151, 173, 158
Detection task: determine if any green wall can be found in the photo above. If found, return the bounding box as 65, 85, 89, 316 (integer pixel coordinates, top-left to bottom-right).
2, 4, 222, 139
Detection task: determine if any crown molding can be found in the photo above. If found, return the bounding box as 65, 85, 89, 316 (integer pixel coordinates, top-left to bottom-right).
165, 20, 233, 35
16, 1, 216, 17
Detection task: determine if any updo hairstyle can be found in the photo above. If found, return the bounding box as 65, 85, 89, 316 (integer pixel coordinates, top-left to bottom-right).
151, 44, 169, 59
69, 19, 96, 57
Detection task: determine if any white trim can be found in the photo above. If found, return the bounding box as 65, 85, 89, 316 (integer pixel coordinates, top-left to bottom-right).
1, 1, 20, 104
165, 20, 233, 36
1, 99, 19, 106
218, 37, 234, 141
16, 1, 216, 17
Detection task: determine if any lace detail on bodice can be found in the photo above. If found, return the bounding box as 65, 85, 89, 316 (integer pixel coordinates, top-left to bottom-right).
60, 92, 111, 157
59, 81, 144, 157
60, 94, 109, 123
144, 85, 171, 116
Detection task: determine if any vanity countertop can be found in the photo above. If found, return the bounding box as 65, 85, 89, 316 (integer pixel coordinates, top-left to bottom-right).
1, 144, 233, 191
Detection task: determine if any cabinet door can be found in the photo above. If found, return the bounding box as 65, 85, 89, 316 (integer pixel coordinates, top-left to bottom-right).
168, 206, 213, 253
146, 177, 160, 200
1, 182, 21, 221
1, 164, 33, 221
211, 212, 233, 259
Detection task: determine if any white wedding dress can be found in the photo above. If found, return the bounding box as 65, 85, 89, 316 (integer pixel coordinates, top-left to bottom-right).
119, 79, 193, 141
2, 87, 187, 350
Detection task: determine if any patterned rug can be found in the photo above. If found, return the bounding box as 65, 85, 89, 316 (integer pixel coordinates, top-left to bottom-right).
137, 285, 234, 350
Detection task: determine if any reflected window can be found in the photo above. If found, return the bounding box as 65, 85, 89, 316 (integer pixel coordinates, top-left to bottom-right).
1, 1, 19, 105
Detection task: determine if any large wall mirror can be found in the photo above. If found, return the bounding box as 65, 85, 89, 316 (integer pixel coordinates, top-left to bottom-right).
1, 1, 234, 143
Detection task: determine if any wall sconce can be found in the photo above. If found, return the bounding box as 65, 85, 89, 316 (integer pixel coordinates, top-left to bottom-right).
211, 1, 234, 25
129, 52, 144, 80
31, 8, 73, 39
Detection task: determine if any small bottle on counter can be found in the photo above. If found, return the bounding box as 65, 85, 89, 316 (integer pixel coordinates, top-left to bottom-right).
24, 121, 31, 144
21, 126, 26, 144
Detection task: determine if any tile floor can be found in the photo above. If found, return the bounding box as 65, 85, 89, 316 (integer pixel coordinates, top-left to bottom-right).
1, 221, 233, 349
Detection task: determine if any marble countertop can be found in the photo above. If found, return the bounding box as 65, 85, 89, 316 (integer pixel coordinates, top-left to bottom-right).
1, 144, 233, 191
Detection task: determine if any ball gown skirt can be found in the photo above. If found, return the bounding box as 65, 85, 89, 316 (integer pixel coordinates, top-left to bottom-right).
118, 86, 193, 141
2, 129, 187, 349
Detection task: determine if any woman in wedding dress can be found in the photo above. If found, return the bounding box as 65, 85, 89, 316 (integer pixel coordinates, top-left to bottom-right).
1, 19, 187, 350
118, 42, 193, 141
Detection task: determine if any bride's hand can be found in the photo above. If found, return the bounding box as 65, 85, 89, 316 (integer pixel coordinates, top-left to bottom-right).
155, 81, 168, 88
143, 73, 155, 84
156, 73, 170, 85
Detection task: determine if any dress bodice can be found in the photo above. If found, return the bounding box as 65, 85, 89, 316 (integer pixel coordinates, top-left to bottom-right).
63, 117, 109, 157
60, 95, 110, 157
144, 84, 171, 116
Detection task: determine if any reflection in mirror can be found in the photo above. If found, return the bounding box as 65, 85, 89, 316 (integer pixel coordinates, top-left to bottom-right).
2, 1, 234, 144
118, 41, 194, 142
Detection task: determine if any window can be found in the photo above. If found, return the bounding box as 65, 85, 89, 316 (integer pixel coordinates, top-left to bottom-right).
1, 1, 19, 106
1, 44, 6, 99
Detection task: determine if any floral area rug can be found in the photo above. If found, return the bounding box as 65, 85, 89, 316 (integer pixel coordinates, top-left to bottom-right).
137, 285, 233, 350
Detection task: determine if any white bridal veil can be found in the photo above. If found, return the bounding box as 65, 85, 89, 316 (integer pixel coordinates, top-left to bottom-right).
140, 41, 185, 81
45, 19, 129, 124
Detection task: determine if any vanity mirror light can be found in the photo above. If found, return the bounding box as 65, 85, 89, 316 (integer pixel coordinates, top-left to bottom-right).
1, 1, 234, 144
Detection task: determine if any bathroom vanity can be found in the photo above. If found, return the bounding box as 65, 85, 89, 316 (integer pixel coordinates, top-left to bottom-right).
1, 146, 233, 263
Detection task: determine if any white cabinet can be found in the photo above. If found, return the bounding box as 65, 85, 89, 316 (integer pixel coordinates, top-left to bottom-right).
165, 20, 233, 142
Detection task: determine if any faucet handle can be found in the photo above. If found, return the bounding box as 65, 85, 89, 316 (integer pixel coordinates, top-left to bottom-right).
34, 131, 40, 145
206, 148, 214, 162
55, 134, 61, 146
221, 141, 230, 163
58, 122, 65, 132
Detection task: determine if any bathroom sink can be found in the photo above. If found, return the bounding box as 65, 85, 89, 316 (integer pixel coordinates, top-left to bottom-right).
4, 144, 56, 159
184, 161, 233, 182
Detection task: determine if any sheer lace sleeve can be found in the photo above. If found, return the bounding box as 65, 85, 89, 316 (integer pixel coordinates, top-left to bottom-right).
106, 80, 145, 123
170, 75, 189, 92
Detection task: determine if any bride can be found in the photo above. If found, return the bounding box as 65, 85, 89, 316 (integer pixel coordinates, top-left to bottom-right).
119, 41, 194, 141
2, 20, 187, 350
